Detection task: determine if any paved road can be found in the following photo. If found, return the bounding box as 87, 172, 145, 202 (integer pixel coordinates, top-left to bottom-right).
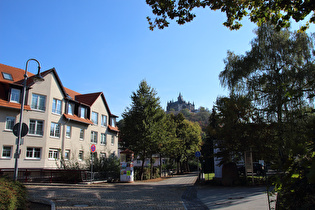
27, 173, 199, 209
26, 173, 274, 209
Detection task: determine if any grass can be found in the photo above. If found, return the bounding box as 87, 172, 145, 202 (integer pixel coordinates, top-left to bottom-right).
204, 173, 215, 181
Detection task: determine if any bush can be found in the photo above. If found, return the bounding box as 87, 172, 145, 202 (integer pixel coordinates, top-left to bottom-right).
0, 177, 27, 210
134, 167, 160, 180
91, 156, 121, 181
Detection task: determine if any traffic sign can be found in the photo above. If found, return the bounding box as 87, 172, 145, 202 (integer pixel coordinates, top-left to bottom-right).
91, 144, 96, 153
13, 123, 28, 137
195, 151, 201, 158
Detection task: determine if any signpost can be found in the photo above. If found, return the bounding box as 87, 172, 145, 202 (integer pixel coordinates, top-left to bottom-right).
195, 151, 201, 181
91, 144, 96, 153
13, 123, 28, 138
90, 144, 96, 182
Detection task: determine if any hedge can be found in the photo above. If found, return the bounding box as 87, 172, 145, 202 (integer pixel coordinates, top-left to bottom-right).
0, 177, 27, 210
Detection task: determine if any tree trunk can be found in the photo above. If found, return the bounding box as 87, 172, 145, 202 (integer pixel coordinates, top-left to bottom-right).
140, 157, 145, 180
150, 157, 153, 179
159, 153, 162, 177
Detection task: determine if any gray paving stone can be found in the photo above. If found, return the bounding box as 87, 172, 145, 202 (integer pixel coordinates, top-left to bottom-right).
26, 173, 198, 209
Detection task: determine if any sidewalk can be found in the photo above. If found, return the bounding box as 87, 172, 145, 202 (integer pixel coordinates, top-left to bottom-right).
197, 185, 276, 210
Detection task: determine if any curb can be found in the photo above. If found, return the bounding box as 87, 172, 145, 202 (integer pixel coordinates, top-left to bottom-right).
29, 197, 55, 210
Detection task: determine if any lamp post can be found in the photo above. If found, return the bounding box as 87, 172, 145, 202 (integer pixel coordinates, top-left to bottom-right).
13, 59, 44, 181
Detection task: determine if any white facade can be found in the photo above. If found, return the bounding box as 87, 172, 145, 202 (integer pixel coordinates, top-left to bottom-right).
0, 64, 119, 169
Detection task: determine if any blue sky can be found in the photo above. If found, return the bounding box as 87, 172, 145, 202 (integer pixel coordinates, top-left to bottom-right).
1, 1, 314, 119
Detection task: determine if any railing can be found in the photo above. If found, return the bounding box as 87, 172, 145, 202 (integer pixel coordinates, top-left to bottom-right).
0, 168, 89, 183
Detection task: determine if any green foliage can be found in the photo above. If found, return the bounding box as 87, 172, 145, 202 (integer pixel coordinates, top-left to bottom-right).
167, 113, 202, 173
146, 0, 315, 31
216, 24, 315, 208
134, 167, 160, 180
120, 80, 203, 178
59, 158, 85, 170
120, 80, 165, 179
90, 155, 121, 181
0, 177, 27, 210
210, 94, 277, 164
173, 107, 211, 132
57, 155, 87, 183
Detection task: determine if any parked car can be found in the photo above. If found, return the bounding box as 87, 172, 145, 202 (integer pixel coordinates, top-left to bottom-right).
237, 162, 265, 176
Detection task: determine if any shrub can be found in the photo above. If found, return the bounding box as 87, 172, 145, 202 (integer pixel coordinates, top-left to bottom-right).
0, 177, 27, 210
134, 167, 160, 180
90, 155, 121, 181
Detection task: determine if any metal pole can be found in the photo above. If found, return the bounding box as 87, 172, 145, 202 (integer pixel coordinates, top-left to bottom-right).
91, 154, 93, 183
198, 157, 200, 182
13, 69, 27, 181
13, 59, 41, 181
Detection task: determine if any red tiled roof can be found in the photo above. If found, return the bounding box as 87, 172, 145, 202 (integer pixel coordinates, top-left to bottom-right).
108, 125, 119, 132
75, 92, 102, 106
64, 87, 81, 100
0, 63, 35, 84
1, 63, 119, 119
0, 99, 31, 110
63, 114, 93, 125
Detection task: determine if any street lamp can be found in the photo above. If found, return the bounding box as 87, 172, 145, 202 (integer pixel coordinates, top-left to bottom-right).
13, 59, 44, 181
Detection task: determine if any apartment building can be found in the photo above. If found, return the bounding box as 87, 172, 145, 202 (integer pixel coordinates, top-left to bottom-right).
0, 63, 119, 169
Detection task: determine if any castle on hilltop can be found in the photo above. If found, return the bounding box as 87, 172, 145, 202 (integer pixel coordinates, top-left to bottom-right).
166, 93, 196, 112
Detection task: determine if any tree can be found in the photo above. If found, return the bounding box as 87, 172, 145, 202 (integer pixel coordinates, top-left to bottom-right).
218, 24, 315, 208
119, 80, 165, 180
219, 24, 315, 164
146, 0, 315, 31
171, 113, 202, 173
209, 94, 279, 166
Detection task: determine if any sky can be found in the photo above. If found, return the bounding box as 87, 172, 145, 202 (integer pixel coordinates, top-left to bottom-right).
1, 1, 314, 120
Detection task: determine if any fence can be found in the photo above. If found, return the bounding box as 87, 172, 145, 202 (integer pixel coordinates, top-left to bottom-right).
0, 168, 89, 183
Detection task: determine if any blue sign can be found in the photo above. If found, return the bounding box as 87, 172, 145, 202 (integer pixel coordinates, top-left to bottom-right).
195, 151, 201, 158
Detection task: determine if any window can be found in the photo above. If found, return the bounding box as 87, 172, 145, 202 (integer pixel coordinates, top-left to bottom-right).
91, 131, 98, 143
48, 149, 59, 160
78, 150, 84, 161
100, 153, 106, 159
26, 147, 41, 159
31, 94, 46, 111
10, 88, 20, 103
50, 122, 60, 138
68, 103, 73, 115
29, 119, 44, 136
111, 118, 116, 127
80, 107, 86, 118
91, 112, 98, 125
111, 136, 114, 145
52, 98, 62, 114
80, 129, 84, 140
2, 72, 13, 80
101, 115, 107, 126
66, 126, 71, 138
65, 150, 70, 160
2, 146, 12, 158
5, 117, 15, 131
101, 133, 106, 145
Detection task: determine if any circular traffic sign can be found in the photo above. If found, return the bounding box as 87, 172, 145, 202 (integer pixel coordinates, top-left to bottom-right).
13, 123, 29, 137
195, 151, 201, 158
91, 144, 96, 153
